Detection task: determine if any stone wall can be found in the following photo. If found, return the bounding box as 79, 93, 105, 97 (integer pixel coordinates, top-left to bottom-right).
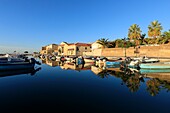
83, 49, 102, 56
85, 44, 170, 58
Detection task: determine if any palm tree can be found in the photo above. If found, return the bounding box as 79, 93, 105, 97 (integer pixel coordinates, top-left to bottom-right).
128, 24, 142, 55
128, 24, 142, 46
128, 24, 142, 41
107, 41, 116, 48
96, 38, 109, 48
115, 39, 123, 48
162, 29, 170, 39
161, 29, 170, 44
148, 20, 163, 39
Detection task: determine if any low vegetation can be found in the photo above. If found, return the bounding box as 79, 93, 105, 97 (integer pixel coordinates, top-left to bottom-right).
97, 20, 170, 49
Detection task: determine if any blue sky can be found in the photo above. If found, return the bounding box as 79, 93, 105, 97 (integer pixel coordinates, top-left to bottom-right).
0, 0, 170, 53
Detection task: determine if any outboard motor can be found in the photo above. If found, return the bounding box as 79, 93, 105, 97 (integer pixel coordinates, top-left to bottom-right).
24, 57, 29, 62
30, 58, 41, 65
30, 58, 36, 64
36, 60, 41, 65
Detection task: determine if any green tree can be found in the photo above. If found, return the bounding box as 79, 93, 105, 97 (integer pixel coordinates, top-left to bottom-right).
96, 38, 109, 48
162, 29, 170, 39
107, 41, 116, 48
128, 24, 142, 47
161, 29, 170, 44
128, 24, 142, 40
115, 39, 123, 48
148, 20, 163, 39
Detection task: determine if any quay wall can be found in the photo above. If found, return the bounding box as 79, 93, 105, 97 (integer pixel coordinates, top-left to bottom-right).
84, 44, 170, 58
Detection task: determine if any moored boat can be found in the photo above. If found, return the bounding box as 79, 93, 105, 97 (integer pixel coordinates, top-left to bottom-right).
0, 54, 25, 63
0, 58, 41, 71
105, 61, 121, 66
139, 62, 170, 69
134, 56, 159, 63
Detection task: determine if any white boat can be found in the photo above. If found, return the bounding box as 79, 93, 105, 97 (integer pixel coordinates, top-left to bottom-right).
0, 54, 25, 63
128, 60, 140, 68
134, 56, 159, 63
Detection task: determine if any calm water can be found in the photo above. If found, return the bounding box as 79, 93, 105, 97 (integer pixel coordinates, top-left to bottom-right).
0, 58, 170, 113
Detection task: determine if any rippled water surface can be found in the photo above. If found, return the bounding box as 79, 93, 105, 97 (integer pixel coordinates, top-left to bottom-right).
0, 58, 170, 113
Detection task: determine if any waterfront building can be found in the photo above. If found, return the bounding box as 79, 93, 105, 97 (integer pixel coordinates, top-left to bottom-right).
58, 42, 91, 56
40, 44, 58, 55
91, 41, 103, 50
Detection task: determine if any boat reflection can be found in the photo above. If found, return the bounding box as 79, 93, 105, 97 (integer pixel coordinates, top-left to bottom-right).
92, 65, 170, 96
40, 58, 170, 96
141, 70, 170, 96
0, 67, 41, 78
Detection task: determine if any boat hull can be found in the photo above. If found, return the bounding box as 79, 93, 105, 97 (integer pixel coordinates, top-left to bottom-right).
140, 69, 170, 74
0, 62, 35, 70
140, 62, 170, 69
84, 58, 95, 63
105, 61, 121, 66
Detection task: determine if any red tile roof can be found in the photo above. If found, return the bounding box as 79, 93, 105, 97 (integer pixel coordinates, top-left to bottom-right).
59, 42, 91, 46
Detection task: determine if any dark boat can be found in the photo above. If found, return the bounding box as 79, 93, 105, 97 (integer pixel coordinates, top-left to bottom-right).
0, 58, 41, 71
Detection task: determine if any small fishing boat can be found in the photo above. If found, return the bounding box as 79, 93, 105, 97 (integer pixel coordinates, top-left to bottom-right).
139, 62, 170, 69
105, 61, 121, 66
0, 58, 41, 71
0, 54, 25, 63
134, 56, 159, 63
128, 60, 140, 68
141, 58, 159, 63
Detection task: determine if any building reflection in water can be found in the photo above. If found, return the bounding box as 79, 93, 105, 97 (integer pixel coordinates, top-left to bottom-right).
41, 58, 170, 96
42, 57, 60, 67
60, 63, 93, 71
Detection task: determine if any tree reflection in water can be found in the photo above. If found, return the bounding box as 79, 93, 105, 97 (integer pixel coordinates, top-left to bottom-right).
146, 78, 170, 96
40, 57, 170, 96
126, 75, 140, 92
98, 65, 170, 96
97, 69, 109, 78
146, 78, 161, 96
158, 79, 170, 92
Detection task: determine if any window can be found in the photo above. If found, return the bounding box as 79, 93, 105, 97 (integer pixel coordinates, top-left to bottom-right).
62, 47, 64, 53
76, 47, 79, 51
85, 47, 87, 50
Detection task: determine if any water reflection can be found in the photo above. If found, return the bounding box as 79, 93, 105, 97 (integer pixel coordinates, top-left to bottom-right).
42, 57, 60, 67
60, 63, 92, 71
0, 67, 41, 77
36, 58, 170, 96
